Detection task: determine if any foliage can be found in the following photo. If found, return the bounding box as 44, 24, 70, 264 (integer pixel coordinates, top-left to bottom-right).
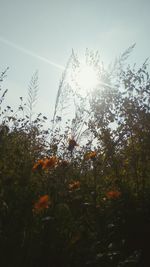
0, 50, 150, 267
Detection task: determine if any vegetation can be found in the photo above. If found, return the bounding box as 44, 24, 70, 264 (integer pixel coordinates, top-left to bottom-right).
0, 49, 150, 267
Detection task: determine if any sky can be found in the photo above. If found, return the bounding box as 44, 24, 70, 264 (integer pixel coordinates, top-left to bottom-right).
0, 0, 150, 121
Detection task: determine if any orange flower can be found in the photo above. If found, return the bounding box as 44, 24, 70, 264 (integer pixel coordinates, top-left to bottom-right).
68, 139, 78, 151
84, 151, 97, 160
68, 180, 80, 190
32, 156, 58, 171
106, 190, 121, 199
33, 195, 50, 213
42, 156, 58, 169
32, 159, 45, 171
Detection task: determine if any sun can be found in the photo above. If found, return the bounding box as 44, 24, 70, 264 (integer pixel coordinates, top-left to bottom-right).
76, 64, 99, 91
65, 50, 101, 95
67, 63, 99, 95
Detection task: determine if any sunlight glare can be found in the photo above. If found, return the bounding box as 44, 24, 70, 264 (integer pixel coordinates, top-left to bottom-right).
77, 65, 99, 91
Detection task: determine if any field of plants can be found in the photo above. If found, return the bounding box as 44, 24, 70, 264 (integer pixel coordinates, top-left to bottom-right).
0, 50, 150, 266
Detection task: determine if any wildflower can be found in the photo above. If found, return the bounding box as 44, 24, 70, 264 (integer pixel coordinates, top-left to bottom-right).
106, 190, 121, 199
32, 159, 45, 171
32, 156, 58, 171
68, 180, 80, 190
33, 194, 50, 213
84, 151, 97, 160
42, 156, 58, 169
68, 139, 78, 151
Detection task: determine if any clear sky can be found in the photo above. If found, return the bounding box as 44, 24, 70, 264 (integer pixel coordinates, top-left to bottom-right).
0, 0, 150, 119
